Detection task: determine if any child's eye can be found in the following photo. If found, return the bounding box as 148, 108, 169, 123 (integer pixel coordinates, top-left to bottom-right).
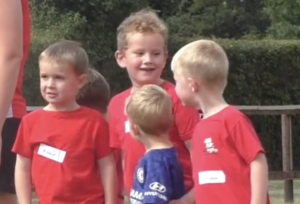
55, 76, 64, 80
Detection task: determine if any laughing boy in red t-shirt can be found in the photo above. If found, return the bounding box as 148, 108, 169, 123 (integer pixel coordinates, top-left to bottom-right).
109, 9, 199, 202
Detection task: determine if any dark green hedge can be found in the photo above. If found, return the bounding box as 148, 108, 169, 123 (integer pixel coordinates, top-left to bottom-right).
23, 39, 300, 170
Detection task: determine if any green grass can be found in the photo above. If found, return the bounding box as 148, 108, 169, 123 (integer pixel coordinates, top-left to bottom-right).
31, 181, 300, 204
269, 181, 300, 204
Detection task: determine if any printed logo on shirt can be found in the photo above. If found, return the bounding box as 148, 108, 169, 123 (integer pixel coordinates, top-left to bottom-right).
130, 189, 144, 204
144, 191, 167, 201
204, 138, 218, 154
149, 182, 166, 193
130, 188, 167, 204
137, 167, 144, 183
37, 143, 66, 163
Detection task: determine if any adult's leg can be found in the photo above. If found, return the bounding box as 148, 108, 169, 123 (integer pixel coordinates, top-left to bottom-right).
0, 118, 21, 204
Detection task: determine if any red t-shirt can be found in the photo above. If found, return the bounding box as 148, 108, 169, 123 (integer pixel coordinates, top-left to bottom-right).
7, 0, 30, 118
109, 80, 199, 194
192, 106, 270, 204
12, 107, 110, 204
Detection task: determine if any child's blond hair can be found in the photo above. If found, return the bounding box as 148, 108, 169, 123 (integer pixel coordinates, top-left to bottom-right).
39, 40, 89, 75
172, 39, 229, 90
126, 84, 173, 135
76, 68, 110, 113
117, 8, 168, 50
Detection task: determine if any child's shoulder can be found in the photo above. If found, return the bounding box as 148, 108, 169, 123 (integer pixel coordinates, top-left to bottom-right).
138, 153, 166, 174
79, 106, 107, 123
22, 108, 45, 122
222, 105, 248, 123
205, 105, 245, 122
80, 106, 102, 116
143, 147, 178, 165
205, 105, 251, 131
109, 88, 131, 107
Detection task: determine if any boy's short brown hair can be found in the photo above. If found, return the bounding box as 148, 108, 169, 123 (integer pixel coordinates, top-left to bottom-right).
172, 39, 229, 91
39, 40, 89, 75
117, 8, 168, 50
126, 84, 173, 135
76, 68, 110, 113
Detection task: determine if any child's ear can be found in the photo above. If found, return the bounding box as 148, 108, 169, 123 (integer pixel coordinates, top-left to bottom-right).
162, 51, 168, 70
130, 122, 140, 137
164, 51, 169, 60
187, 77, 199, 92
115, 50, 126, 69
77, 74, 87, 89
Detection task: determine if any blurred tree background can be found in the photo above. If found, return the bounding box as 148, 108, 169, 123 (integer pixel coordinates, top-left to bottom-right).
25, 0, 300, 170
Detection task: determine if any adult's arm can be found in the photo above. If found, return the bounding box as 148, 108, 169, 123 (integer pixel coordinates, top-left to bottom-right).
0, 0, 23, 156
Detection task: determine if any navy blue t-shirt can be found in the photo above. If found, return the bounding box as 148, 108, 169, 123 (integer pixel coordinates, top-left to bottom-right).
130, 147, 185, 204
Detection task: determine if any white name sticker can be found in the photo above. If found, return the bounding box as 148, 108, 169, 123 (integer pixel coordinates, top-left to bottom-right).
198, 170, 226, 185
125, 120, 130, 133
38, 143, 66, 163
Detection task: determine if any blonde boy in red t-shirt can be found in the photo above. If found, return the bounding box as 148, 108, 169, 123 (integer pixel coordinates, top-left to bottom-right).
171, 39, 270, 204
109, 9, 199, 202
12, 41, 117, 204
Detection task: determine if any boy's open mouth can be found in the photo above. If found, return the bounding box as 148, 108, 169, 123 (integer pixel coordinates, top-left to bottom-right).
139, 68, 155, 71
46, 92, 57, 97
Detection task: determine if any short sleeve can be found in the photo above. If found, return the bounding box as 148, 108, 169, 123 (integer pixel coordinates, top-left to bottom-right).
142, 161, 172, 204
108, 106, 122, 149
173, 97, 199, 141
94, 115, 111, 159
230, 116, 265, 164
12, 118, 32, 158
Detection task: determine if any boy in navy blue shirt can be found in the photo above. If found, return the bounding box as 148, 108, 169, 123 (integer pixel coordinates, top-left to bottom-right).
125, 84, 185, 204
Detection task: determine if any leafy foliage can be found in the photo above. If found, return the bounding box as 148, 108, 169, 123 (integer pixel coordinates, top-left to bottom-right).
266, 0, 300, 38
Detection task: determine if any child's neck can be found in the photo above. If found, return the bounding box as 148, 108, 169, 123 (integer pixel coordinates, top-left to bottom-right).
197, 92, 228, 119
131, 78, 164, 93
142, 134, 173, 153
44, 101, 80, 112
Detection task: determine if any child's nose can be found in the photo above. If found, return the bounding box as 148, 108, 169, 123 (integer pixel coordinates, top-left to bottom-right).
47, 78, 55, 87
143, 53, 153, 63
